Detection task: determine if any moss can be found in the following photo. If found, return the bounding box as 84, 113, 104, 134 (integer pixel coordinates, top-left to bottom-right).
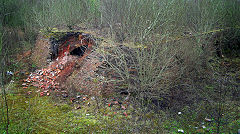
1, 86, 93, 133
0, 84, 138, 133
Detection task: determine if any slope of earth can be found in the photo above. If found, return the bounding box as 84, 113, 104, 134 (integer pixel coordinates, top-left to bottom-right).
31, 35, 50, 68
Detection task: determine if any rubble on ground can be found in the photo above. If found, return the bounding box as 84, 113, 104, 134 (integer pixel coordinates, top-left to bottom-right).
23, 53, 78, 96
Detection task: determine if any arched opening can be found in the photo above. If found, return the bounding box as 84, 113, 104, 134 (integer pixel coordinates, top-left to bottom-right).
49, 32, 93, 60
70, 45, 88, 57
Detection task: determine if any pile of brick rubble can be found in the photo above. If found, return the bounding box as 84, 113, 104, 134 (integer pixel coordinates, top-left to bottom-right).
22, 54, 77, 96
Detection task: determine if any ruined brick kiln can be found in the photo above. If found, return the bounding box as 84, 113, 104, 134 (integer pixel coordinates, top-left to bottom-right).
25, 32, 106, 96
49, 32, 94, 61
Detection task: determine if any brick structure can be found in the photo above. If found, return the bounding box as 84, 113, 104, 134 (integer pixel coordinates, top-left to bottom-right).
49, 32, 94, 61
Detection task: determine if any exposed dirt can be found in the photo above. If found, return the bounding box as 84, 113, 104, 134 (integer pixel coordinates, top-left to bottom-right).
31, 35, 50, 68
64, 51, 110, 96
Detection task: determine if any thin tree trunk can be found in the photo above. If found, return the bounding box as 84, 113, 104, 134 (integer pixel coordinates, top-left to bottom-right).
1, 28, 9, 134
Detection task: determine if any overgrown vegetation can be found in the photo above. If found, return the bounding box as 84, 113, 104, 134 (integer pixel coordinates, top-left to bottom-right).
1, 0, 240, 133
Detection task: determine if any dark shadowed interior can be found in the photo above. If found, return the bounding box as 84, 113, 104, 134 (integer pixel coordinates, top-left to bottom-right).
70, 45, 88, 57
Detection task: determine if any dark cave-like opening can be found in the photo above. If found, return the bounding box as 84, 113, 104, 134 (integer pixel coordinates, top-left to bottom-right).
70, 45, 88, 57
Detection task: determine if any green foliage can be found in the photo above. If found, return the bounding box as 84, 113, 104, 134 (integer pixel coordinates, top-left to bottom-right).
162, 103, 240, 133
0, 86, 99, 133
0, 0, 34, 28
1, 85, 163, 133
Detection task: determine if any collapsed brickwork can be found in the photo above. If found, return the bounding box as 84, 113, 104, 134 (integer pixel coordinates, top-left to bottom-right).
26, 32, 104, 96
49, 32, 94, 61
